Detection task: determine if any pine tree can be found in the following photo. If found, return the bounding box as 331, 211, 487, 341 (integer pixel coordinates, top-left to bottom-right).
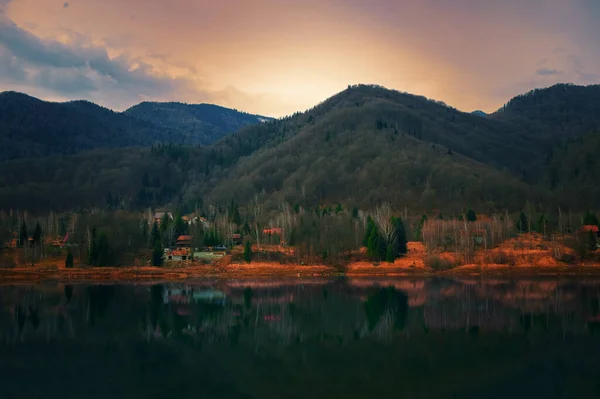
466, 207, 477, 222
243, 240, 253, 263
363, 217, 375, 247
392, 217, 408, 256
232, 204, 242, 226
517, 211, 529, 232
174, 213, 186, 237
160, 213, 170, 233
65, 250, 74, 268
19, 221, 27, 248
152, 241, 164, 266
150, 221, 161, 248
88, 228, 98, 265
385, 245, 394, 263
583, 211, 599, 226
33, 221, 42, 246
588, 230, 598, 252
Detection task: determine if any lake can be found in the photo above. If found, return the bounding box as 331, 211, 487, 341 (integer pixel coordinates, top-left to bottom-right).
1, 277, 600, 398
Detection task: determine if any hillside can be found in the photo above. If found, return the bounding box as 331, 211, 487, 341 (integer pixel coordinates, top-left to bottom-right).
124, 102, 271, 145
0, 92, 267, 161
0, 83, 599, 213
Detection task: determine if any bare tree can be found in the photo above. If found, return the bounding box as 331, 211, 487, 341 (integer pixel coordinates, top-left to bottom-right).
373, 203, 394, 245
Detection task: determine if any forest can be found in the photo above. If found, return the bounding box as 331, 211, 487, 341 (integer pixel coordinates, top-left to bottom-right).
0, 83, 599, 254
0, 91, 268, 161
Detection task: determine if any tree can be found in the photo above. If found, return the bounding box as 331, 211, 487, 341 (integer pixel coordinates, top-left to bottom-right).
65, 250, 74, 268
152, 241, 164, 266
88, 228, 98, 265
466, 207, 477, 222
32, 221, 42, 246
366, 225, 385, 261
160, 213, 170, 233
391, 217, 408, 256
588, 230, 597, 252
385, 245, 395, 263
174, 213, 186, 237
243, 240, 253, 263
150, 221, 160, 248
19, 220, 27, 248
583, 211, 599, 226
517, 211, 529, 232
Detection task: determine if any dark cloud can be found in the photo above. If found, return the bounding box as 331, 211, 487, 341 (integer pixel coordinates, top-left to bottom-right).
63, 2, 69, 8
0, 14, 202, 108
536, 68, 564, 76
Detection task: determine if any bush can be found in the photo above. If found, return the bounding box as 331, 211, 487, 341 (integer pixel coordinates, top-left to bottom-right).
489, 250, 517, 266
425, 255, 456, 271
243, 241, 253, 263
65, 250, 74, 268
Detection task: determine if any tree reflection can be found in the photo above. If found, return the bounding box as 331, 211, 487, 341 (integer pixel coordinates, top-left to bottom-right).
364, 286, 408, 332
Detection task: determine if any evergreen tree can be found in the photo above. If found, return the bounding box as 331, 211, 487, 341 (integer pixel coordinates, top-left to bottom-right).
65, 250, 74, 268
583, 211, 599, 226
150, 221, 161, 248
243, 240, 253, 263
366, 225, 385, 261
174, 213, 186, 237
232, 204, 242, 226
33, 221, 42, 246
19, 221, 27, 248
88, 228, 98, 265
466, 207, 477, 222
392, 217, 408, 256
160, 213, 170, 232
242, 221, 251, 236
152, 241, 164, 266
95, 233, 111, 266
588, 230, 598, 252
517, 211, 529, 232
385, 245, 395, 263
363, 217, 376, 247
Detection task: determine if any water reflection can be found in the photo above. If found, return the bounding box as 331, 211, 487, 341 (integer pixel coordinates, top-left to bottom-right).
1, 277, 600, 398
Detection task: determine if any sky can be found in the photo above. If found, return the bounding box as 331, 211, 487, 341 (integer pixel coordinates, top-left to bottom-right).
1, 0, 600, 117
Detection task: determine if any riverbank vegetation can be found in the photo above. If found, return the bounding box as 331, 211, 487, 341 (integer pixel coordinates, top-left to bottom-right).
1, 201, 598, 277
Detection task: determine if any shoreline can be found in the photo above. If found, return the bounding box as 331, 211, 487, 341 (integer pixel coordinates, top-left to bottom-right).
2, 262, 600, 284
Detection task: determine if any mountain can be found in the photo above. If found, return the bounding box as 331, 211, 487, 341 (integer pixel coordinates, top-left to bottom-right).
124, 102, 271, 145
0, 83, 599, 213
471, 110, 487, 117
0, 92, 268, 161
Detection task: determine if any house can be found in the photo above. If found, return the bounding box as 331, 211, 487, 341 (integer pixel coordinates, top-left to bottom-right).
581, 225, 600, 237
153, 212, 174, 226
176, 235, 193, 249
182, 214, 210, 229
263, 228, 283, 236
231, 233, 242, 245
166, 248, 191, 261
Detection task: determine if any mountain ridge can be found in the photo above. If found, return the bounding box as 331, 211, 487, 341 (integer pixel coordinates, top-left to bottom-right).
1, 83, 599, 213
0, 91, 270, 161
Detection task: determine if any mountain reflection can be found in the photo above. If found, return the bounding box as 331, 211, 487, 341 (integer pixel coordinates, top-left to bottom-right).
1, 278, 600, 398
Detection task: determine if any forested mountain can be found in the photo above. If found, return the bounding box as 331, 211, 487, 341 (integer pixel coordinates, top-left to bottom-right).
124, 102, 271, 145
0, 92, 267, 161
0, 83, 599, 214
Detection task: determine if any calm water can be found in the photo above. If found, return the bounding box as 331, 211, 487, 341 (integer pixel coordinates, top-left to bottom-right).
1, 277, 600, 398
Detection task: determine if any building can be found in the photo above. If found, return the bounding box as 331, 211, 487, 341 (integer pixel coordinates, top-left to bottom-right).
581, 225, 600, 237
231, 233, 242, 245
263, 228, 283, 236
176, 235, 193, 249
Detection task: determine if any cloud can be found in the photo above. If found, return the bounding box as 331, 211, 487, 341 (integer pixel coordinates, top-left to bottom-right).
536, 68, 564, 76
0, 13, 209, 109
63, 2, 69, 8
